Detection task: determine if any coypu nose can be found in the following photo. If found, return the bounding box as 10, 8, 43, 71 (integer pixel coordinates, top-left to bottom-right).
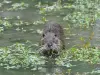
48, 43, 52, 48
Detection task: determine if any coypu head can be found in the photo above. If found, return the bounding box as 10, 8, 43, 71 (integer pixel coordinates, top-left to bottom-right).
40, 32, 62, 57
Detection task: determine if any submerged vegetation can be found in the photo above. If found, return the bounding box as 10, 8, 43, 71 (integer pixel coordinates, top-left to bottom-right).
0, 42, 100, 70
0, 42, 45, 70
57, 47, 100, 65
0, 0, 100, 31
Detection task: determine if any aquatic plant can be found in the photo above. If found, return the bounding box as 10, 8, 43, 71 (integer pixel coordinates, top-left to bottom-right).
0, 42, 45, 70
0, 41, 99, 70
8, 2, 29, 11
57, 47, 100, 66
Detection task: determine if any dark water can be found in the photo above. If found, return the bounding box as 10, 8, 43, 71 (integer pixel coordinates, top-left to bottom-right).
0, 0, 100, 75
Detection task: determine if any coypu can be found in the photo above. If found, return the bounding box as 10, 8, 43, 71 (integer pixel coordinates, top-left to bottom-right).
39, 21, 65, 57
